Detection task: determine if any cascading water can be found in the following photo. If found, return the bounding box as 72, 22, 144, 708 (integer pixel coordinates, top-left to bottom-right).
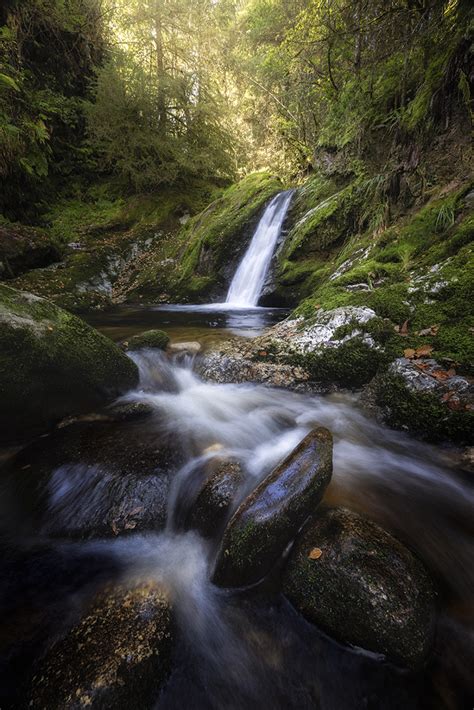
225, 190, 294, 307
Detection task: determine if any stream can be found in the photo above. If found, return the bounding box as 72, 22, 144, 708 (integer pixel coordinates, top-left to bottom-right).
1, 307, 472, 708
1, 192, 473, 708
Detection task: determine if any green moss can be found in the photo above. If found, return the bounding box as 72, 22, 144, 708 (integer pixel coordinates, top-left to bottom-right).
127, 330, 170, 351
0, 284, 138, 442
375, 373, 474, 444
130, 172, 283, 302
287, 337, 383, 389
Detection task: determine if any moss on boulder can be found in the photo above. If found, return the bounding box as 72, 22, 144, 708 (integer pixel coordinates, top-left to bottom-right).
213, 428, 332, 588
372, 360, 474, 444
0, 285, 138, 443
283, 506, 437, 669
126, 329, 170, 351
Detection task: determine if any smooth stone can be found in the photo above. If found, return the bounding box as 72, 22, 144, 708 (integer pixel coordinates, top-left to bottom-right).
186, 457, 246, 539
30, 582, 173, 709
168, 341, 202, 354
282, 506, 437, 669
126, 329, 170, 351
4, 417, 181, 539
212, 427, 332, 588
0, 284, 138, 443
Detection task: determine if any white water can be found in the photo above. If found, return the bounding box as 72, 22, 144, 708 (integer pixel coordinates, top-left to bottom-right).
120, 350, 474, 599
226, 190, 294, 307
34, 349, 473, 707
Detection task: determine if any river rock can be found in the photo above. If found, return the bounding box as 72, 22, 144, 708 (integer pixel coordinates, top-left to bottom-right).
0, 285, 138, 443
30, 582, 173, 710
372, 357, 474, 443
126, 329, 170, 351
282, 506, 437, 669
186, 457, 246, 538
212, 427, 332, 588
169, 341, 202, 355
4, 417, 180, 539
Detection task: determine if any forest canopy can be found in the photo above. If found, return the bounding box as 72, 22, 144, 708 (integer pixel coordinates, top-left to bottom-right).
0, 0, 472, 219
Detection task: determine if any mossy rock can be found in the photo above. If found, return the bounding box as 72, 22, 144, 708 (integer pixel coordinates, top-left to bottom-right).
0, 285, 138, 443
283, 506, 437, 669
126, 329, 170, 351
287, 337, 384, 389
30, 582, 173, 710
373, 367, 474, 444
212, 427, 332, 588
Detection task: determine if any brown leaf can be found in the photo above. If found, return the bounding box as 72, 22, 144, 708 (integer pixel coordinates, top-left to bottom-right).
400, 320, 409, 335
447, 368, 456, 377
447, 399, 462, 411
415, 344, 433, 358
404, 348, 415, 359
432, 369, 449, 381
258, 351, 268, 357
308, 547, 323, 560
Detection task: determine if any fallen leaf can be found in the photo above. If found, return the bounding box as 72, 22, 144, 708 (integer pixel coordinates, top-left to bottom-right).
417, 327, 432, 337
415, 344, 433, 357
432, 369, 449, 381
259, 351, 268, 357
447, 399, 462, 411
308, 547, 323, 560
447, 368, 457, 377
400, 320, 409, 335
394, 325, 400, 333
441, 391, 454, 402
404, 348, 415, 359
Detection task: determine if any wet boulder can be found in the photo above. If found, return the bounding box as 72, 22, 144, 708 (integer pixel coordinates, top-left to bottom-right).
0, 285, 138, 443
282, 506, 437, 669
126, 329, 170, 351
30, 582, 173, 710
3, 417, 181, 539
212, 427, 332, 588
372, 358, 474, 444
186, 457, 246, 539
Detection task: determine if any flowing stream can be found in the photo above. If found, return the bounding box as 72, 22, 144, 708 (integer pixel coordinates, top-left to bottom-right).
1, 338, 473, 708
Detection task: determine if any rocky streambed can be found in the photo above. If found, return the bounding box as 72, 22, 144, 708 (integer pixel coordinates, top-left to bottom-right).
0, 292, 473, 709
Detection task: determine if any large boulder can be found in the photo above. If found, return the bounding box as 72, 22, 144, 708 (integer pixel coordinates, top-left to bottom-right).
30, 582, 173, 709
212, 427, 332, 588
372, 357, 474, 444
3, 416, 180, 539
0, 285, 138, 442
282, 506, 437, 669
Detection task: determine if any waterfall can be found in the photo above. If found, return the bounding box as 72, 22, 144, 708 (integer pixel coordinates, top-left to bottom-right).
225, 190, 294, 307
